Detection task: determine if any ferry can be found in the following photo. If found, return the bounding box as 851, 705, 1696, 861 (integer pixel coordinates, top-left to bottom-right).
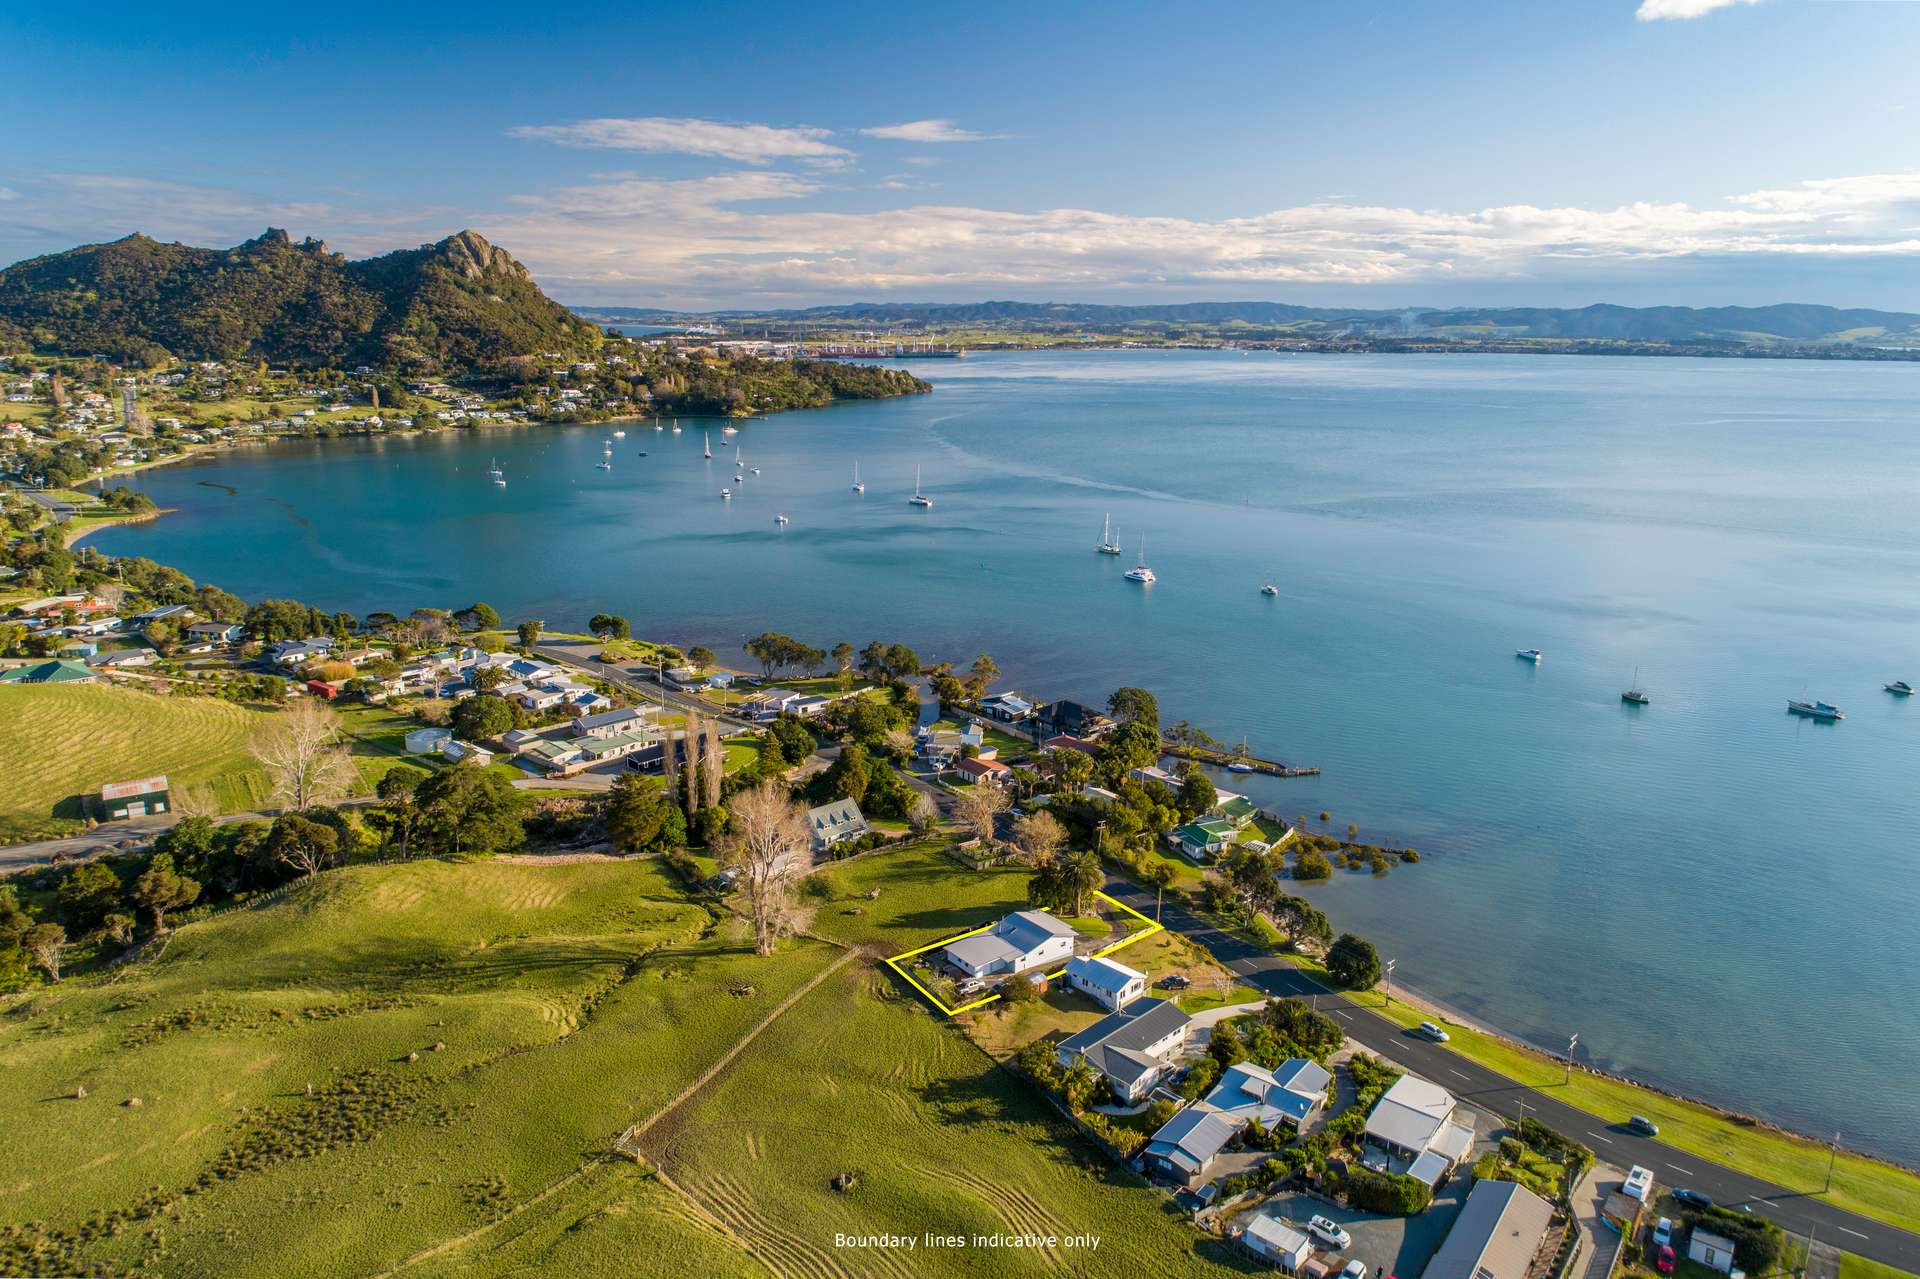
1516, 648, 1542, 663
1097, 512, 1122, 555
1787, 699, 1843, 721
1886, 680, 1914, 696
1261, 584, 1278, 596
852, 462, 865, 494
1123, 535, 1156, 584
908, 465, 933, 507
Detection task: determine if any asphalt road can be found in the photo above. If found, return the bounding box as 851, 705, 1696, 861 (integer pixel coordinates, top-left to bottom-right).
1101, 879, 1920, 1273
533, 642, 757, 730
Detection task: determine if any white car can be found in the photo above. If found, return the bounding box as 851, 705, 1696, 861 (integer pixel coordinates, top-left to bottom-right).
1623, 1166, 1654, 1202
1341, 1261, 1368, 1279
1309, 1216, 1352, 1250
1417, 1021, 1451, 1042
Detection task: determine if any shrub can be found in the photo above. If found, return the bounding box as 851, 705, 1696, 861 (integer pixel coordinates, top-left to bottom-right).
1344, 1167, 1433, 1215
1292, 850, 1332, 881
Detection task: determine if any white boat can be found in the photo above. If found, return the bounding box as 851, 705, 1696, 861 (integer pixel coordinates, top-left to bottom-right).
720, 488, 732, 499
1096, 512, 1122, 555
1787, 698, 1842, 721
595, 460, 612, 471
602, 444, 612, 456
1261, 583, 1278, 596
493, 476, 506, 487
774, 514, 790, 525
908, 465, 933, 507
722, 424, 738, 435
488, 457, 503, 479
1516, 648, 1542, 663
613, 429, 626, 438
1123, 535, 1156, 584
852, 462, 865, 494
671, 420, 682, 433
703, 432, 712, 459
1886, 680, 1914, 696
654, 420, 664, 432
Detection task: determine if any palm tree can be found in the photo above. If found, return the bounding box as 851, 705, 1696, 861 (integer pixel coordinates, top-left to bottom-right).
1140, 860, 1177, 922
1060, 848, 1102, 917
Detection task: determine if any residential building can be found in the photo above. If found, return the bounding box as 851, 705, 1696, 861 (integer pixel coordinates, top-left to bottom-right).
0, 660, 96, 685
1361, 1075, 1478, 1186
978, 692, 1034, 722
1168, 818, 1237, 862
1064, 954, 1147, 1011
1423, 1180, 1557, 1279
1041, 733, 1099, 757
1688, 1231, 1739, 1275
1212, 794, 1258, 827
1036, 699, 1112, 739
442, 740, 495, 766
954, 755, 1012, 786
1240, 1213, 1313, 1271
944, 910, 1077, 979
1141, 1106, 1244, 1184
87, 649, 157, 669
269, 638, 334, 666
806, 798, 869, 851
99, 775, 169, 820
1205, 1059, 1331, 1132
1055, 997, 1192, 1102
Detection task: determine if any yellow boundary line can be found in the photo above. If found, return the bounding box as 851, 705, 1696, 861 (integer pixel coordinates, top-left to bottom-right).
882, 890, 1165, 1017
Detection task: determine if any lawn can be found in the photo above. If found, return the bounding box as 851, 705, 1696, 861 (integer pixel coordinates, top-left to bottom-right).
0, 858, 843, 1277
930, 717, 1034, 759
1840, 1253, 1915, 1279
1366, 998, 1920, 1234
0, 683, 274, 841
333, 700, 448, 789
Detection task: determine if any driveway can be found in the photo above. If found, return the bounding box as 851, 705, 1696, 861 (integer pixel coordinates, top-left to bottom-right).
1257, 1179, 1468, 1278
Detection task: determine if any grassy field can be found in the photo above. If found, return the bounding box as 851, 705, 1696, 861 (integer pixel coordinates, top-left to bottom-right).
0, 683, 273, 841
334, 701, 448, 789
0, 854, 1272, 1277
1367, 997, 1920, 1233
1841, 1253, 1914, 1279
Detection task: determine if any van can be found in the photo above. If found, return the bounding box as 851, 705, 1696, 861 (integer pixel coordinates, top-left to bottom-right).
1623, 1166, 1654, 1202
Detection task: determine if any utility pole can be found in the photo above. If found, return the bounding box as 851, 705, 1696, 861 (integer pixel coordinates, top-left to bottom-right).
1825, 1132, 1839, 1192
1565, 1033, 1579, 1086
1384, 957, 1396, 1008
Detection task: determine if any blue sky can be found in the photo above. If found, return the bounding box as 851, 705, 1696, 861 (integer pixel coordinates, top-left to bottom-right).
4, 0, 1919, 308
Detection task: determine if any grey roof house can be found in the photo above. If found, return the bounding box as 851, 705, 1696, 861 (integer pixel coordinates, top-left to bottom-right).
1054, 997, 1192, 1102
1423, 1179, 1556, 1279
944, 910, 1076, 979
805, 798, 869, 850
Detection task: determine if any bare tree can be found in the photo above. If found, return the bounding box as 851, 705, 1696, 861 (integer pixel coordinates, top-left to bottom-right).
1011, 810, 1065, 867
953, 784, 1010, 849
681, 728, 702, 817
908, 791, 939, 835
719, 782, 811, 955
661, 723, 680, 804
701, 718, 723, 809
171, 782, 219, 821
251, 699, 356, 812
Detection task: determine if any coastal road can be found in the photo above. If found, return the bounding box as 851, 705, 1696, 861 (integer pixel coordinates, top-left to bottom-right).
532, 642, 756, 730
1102, 879, 1920, 1274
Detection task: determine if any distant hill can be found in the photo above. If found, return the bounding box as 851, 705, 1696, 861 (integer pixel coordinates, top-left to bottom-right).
0, 229, 600, 371
584, 298, 1920, 348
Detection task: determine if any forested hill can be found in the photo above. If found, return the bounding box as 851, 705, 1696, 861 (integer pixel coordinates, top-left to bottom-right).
0, 229, 601, 371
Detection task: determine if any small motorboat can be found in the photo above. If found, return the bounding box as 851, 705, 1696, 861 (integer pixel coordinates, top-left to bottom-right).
613, 429, 626, 438
775, 514, 790, 525
1516, 649, 1543, 663
1886, 680, 1914, 696
720, 488, 732, 499
1261, 584, 1278, 596
1226, 762, 1253, 773
595, 460, 612, 471
1788, 699, 1843, 721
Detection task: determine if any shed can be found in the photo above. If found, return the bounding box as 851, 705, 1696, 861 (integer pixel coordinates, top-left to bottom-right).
1688, 1230, 1739, 1275
100, 775, 170, 821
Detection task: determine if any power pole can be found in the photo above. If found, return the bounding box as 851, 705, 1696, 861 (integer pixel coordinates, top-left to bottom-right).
1384, 957, 1396, 1008
1565, 1033, 1579, 1086
1824, 1132, 1839, 1192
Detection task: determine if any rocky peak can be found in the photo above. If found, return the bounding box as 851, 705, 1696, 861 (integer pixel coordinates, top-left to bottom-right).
433, 230, 530, 282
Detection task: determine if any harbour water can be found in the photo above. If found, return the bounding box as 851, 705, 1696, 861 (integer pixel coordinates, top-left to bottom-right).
94, 350, 1920, 1162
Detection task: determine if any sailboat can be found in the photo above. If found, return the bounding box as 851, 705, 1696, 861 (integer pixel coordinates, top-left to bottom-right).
908, 465, 933, 507
488, 457, 503, 479
1096, 513, 1122, 555
1124, 535, 1156, 584
703, 432, 713, 459
671, 419, 682, 433
653, 418, 664, 432
734, 446, 744, 482
602, 441, 613, 456
852, 462, 865, 494
1622, 668, 1650, 705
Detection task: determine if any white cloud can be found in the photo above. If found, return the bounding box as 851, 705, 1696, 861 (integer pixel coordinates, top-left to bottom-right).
0, 187, 17, 201
1635, 0, 1758, 22
506, 117, 849, 165
859, 119, 988, 143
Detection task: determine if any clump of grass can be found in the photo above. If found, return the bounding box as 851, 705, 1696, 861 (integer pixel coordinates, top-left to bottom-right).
198, 1070, 420, 1186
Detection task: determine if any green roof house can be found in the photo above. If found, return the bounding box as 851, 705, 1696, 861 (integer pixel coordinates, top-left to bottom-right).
0, 659, 98, 685
1169, 818, 1237, 863
1215, 795, 1258, 827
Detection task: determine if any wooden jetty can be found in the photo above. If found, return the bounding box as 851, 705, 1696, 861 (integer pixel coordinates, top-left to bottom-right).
1160, 742, 1320, 778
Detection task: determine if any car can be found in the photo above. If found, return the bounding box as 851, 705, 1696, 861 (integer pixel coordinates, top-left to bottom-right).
1673, 1188, 1715, 1209
1628, 1114, 1660, 1136
1656, 1245, 1677, 1274
1341, 1261, 1368, 1279
1622, 1166, 1654, 1202
1308, 1217, 1352, 1251
1157, 974, 1193, 990
1653, 1218, 1673, 1248
1416, 1020, 1451, 1042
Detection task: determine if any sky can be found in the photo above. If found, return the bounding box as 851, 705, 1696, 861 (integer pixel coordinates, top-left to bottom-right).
4, 0, 1920, 310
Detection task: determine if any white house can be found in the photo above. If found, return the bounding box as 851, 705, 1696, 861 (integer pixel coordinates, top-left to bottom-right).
269, 638, 334, 666
1065, 955, 1147, 1011
943, 910, 1076, 979
1688, 1232, 1739, 1276
805, 798, 869, 851
1362, 1074, 1478, 1186
404, 727, 453, 755
1241, 1213, 1312, 1271
572, 705, 655, 738
1054, 997, 1192, 1102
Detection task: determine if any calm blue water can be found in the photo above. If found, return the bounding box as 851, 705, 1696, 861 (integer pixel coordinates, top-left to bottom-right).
96, 351, 1920, 1163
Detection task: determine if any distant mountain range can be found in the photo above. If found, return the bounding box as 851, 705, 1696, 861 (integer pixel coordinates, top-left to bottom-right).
579, 299, 1920, 350
0, 229, 599, 371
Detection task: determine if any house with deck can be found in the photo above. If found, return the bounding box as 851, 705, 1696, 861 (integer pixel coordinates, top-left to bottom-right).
1055, 997, 1192, 1102
1423, 1180, 1556, 1279
1361, 1075, 1479, 1187
1064, 954, 1147, 1011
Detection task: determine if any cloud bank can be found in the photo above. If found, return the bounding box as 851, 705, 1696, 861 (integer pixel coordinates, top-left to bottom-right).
506, 117, 849, 165
858, 119, 989, 143
1634, 0, 1759, 22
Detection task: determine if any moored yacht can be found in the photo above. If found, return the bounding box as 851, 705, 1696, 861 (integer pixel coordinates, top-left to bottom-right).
1123, 535, 1156, 584
1097, 512, 1122, 555
1516, 648, 1542, 663
613, 428, 626, 438
1261, 583, 1278, 596
852, 462, 865, 494
1622, 668, 1650, 705
1788, 698, 1843, 721
775, 513, 789, 525
908, 465, 933, 507
1886, 680, 1914, 696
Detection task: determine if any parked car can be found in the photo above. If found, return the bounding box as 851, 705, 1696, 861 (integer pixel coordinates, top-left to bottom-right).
1653, 1218, 1674, 1247
1622, 1166, 1654, 1202
1672, 1188, 1715, 1209
1341, 1261, 1368, 1279
1656, 1245, 1677, 1274
1308, 1217, 1352, 1251
1628, 1115, 1660, 1136
1416, 1021, 1451, 1042
1157, 974, 1192, 990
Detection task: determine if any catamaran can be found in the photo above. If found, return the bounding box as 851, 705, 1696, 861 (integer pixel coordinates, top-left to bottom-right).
1096, 513, 1122, 555
1123, 535, 1156, 584
908, 466, 933, 507
852, 462, 865, 494
1622, 668, 1650, 705
1788, 698, 1843, 721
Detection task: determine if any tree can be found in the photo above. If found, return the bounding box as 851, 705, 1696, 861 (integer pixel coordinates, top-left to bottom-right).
102, 913, 135, 947
588, 613, 631, 640
269, 814, 341, 879
1057, 847, 1101, 916
688, 645, 717, 670
822, 743, 872, 804
1270, 893, 1333, 946
1326, 933, 1382, 990
469, 665, 510, 692
1107, 686, 1160, 730
517, 619, 543, 651
373, 765, 426, 859
450, 693, 515, 742
1177, 768, 1217, 821
953, 784, 1008, 848
604, 774, 686, 854
1048, 746, 1096, 791
1293, 849, 1332, 881
132, 853, 201, 932
908, 791, 939, 835
1011, 810, 1064, 867
1097, 718, 1161, 777
455, 602, 500, 632
57, 861, 124, 929
1140, 860, 1178, 921
251, 699, 356, 812
720, 782, 810, 955
417, 765, 527, 857
23, 923, 66, 983
966, 653, 1000, 698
